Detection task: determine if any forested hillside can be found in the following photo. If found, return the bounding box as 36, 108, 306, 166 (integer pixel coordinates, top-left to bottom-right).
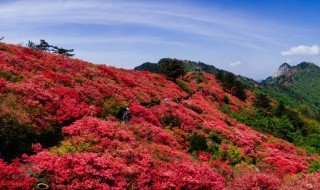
1, 43, 320, 189
260, 62, 320, 121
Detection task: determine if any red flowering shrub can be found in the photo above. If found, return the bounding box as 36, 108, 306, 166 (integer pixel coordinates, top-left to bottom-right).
130, 104, 161, 127
281, 172, 320, 189
0, 159, 37, 189
230, 173, 281, 190
0, 78, 6, 92
19, 117, 226, 189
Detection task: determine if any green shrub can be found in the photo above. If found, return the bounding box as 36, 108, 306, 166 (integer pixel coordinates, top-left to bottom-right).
187, 132, 208, 153
308, 161, 320, 173
196, 75, 205, 83
0, 69, 22, 82
227, 145, 242, 166
223, 94, 229, 104
176, 80, 195, 94
183, 103, 202, 114
50, 138, 97, 156
161, 114, 181, 128
101, 97, 128, 119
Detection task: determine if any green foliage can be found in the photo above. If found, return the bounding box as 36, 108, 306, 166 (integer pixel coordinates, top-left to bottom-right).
101, 97, 128, 119
50, 138, 97, 156
308, 161, 320, 173
223, 94, 230, 104
226, 145, 242, 166
0, 93, 63, 161
305, 134, 320, 153
273, 100, 286, 117
134, 62, 160, 73
140, 99, 161, 107
260, 62, 320, 121
159, 58, 186, 82
187, 132, 208, 153
0, 94, 33, 161
176, 80, 195, 94
0, 69, 22, 82
233, 84, 247, 101
208, 133, 222, 160
254, 93, 271, 110
218, 72, 247, 101
160, 114, 181, 128
228, 99, 320, 154
183, 102, 203, 114
134, 59, 250, 100
193, 74, 205, 83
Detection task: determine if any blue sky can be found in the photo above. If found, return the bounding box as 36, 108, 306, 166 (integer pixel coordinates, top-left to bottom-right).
1, 0, 319, 80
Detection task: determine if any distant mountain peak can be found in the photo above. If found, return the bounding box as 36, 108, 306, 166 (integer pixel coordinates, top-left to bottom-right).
296, 62, 318, 70
273, 63, 292, 78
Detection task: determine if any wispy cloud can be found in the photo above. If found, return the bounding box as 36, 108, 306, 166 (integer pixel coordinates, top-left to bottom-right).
229, 61, 242, 67
0, 0, 296, 50
281, 45, 319, 56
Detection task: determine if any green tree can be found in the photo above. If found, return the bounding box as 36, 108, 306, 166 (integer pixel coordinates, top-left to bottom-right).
223, 94, 230, 104
187, 132, 208, 152
254, 93, 271, 110
159, 58, 186, 82
233, 84, 247, 101
274, 100, 286, 117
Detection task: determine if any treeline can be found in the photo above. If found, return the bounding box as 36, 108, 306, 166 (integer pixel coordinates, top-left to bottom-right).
135, 58, 248, 101
215, 70, 247, 101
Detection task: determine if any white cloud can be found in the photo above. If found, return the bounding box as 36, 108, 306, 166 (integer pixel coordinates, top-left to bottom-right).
281, 45, 320, 56
229, 61, 242, 66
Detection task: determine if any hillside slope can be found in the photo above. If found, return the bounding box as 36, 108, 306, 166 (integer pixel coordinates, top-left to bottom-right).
134, 59, 257, 89
260, 62, 320, 120
1, 43, 320, 189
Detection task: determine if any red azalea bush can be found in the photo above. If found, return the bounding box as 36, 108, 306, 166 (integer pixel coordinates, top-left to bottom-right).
20, 117, 226, 189
230, 173, 281, 190
0, 159, 37, 189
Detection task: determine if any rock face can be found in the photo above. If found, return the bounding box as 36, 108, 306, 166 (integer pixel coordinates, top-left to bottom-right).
273, 63, 292, 78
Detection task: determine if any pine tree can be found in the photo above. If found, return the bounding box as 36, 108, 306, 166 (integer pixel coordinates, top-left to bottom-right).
26, 39, 75, 57
52, 46, 75, 57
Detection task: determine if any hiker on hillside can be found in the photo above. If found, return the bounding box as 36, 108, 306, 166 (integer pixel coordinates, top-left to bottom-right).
122, 107, 132, 124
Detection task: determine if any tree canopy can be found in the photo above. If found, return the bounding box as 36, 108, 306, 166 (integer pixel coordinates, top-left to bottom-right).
159, 58, 186, 82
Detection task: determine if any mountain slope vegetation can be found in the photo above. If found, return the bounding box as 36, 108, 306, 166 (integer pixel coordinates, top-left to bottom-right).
259, 62, 320, 120
1, 43, 320, 189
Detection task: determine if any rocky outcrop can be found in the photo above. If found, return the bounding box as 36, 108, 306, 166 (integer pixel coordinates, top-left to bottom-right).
273, 63, 292, 78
